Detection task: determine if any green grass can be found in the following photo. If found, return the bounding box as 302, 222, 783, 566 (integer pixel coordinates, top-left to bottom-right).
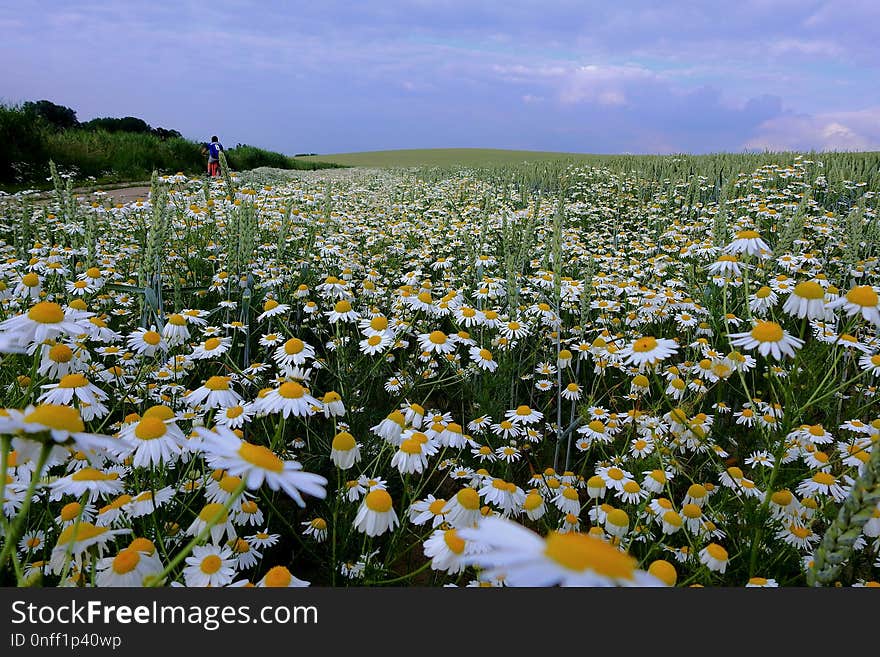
0, 102, 340, 190
295, 148, 615, 167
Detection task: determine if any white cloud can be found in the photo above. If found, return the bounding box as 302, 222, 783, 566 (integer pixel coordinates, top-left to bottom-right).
745, 107, 880, 151
767, 38, 842, 57
557, 64, 659, 106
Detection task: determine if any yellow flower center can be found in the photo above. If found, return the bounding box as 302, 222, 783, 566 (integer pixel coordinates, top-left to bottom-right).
22, 272, 40, 287
58, 373, 88, 388
143, 405, 174, 420
607, 509, 629, 527
25, 404, 84, 433
134, 417, 167, 440
284, 338, 305, 355
128, 537, 156, 555
623, 481, 641, 494
168, 314, 186, 326
812, 472, 835, 486
334, 300, 352, 313
278, 382, 305, 399
443, 529, 466, 554
218, 475, 243, 493
607, 467, 624, 481
794, 281, 824, 300
27, 301, 65, 324
632, 337, 658, 353
687, 484, 707, 499
750, 321, 784, 343
543, 531, 636, 577
143, 330, 162, 346
112, 550, 140, 574
736, 230, 760, 239
237, 442, 284, 472
399, 438, 422, 455
789, 525, 811, 539
456, 488, 480, 510
60, 501, 83, 521
771, 490, 793, 506
48, 343, 74, 363
263, 565, 292, 587
200, 555, 223, 574
57, 522, 108, 545
364, 489, 393, 512
221, 405, 243, 419
198, 503, 228, 522
846, 285, 878, 307
332, 432, 356, 451
477, 348, 493, 362
71, 468, 118, 482
632, 375, 649, 388
428, 330, 448, 345
705, 543, 728, 561
203, 337, 222, 351
423, 499, 445, 516
202, 376, 230, 391
648, 560, 677, 586
524, 492, 543, 511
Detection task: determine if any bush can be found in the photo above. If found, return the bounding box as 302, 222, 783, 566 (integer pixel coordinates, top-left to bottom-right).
82, 116, 153, 134
45, 130, 204, 180
0, 102, 340, 188
21, 100, 79, 131
0, 103, 49, 183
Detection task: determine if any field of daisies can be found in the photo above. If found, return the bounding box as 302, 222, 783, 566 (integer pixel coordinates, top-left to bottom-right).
1, 153, 879, 588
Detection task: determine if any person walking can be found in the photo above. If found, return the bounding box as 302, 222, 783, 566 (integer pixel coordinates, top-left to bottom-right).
206, 135, 224, 177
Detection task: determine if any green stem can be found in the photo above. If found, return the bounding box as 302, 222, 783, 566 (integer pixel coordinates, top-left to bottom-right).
369, 558, 432, 585
0, 435, 11, 535
148, 478, 246, 586
0, 442, 51, 572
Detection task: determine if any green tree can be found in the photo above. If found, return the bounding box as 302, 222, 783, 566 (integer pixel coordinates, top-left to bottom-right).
22, 100, 79, 130
83, 116, 153, 134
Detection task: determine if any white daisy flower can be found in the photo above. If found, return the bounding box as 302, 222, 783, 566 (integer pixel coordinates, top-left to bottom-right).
196, 425, 327, 506
459, 516, 662, 586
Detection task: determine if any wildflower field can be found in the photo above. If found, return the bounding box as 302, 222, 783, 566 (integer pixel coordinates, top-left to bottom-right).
1, 151, 880, 588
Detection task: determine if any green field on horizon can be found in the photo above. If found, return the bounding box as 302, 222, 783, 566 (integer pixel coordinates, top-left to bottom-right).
295, 148, 613, 167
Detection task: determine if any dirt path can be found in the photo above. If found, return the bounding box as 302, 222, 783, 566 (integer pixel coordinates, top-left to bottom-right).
15, 182, 154, 207
94, 186, 153, 205
13, 168, 361, 207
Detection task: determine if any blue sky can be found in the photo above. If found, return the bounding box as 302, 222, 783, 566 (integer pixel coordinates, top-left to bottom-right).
2, 1, 878, 154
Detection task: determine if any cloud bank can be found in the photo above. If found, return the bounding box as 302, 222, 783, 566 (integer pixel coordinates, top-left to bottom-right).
1, 1, 877, 154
